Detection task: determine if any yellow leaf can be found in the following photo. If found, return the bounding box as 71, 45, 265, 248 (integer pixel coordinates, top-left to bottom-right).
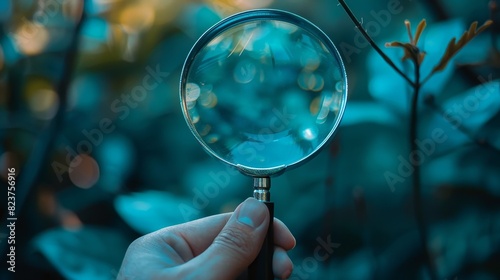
385, 42, 404, 47
469, 21, 478, 36
385, 41, 415, 61
432, 38, 456, 72
431, 20, 492, 74
413, 19, 427, 45
477, 20, 493, 34
405, 20, 413, 43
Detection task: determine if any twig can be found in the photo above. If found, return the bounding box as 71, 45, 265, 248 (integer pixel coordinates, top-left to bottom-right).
1, 4, 87, 255
490, 0, 500, 56
338, 0, 415, 87
338, 1, 437, 278
420, 72, 433, 86
322, 138, 340, 243
409, 56, 437, 280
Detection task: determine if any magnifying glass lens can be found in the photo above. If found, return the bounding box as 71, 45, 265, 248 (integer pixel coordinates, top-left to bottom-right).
182, 14, 346, 174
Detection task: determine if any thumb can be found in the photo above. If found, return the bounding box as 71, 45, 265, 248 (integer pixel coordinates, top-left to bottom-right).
188, 198, 269, 279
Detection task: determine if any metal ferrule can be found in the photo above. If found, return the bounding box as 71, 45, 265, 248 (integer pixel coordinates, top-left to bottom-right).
253, 177, 271, 202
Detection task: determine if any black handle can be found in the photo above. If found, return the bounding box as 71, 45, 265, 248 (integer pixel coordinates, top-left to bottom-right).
248, 201, 274, 280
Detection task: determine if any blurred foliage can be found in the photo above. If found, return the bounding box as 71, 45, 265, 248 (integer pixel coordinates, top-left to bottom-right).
1, 0, 500, 279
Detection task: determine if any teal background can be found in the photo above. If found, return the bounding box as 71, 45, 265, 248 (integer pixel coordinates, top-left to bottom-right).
1, 0, 499, 279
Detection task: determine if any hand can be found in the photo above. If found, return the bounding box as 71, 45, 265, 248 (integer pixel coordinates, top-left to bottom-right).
118, 197, 296, 279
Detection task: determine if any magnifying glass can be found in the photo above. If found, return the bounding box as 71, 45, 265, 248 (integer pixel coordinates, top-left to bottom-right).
180, 9, 347, 279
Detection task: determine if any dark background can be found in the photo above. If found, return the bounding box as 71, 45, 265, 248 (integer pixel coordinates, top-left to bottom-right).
1, 0, 500, 279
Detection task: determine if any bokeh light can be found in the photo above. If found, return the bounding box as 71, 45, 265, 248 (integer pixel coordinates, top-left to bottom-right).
3, 1, 499, 279
185, 82, 201, 102
12, 20, 50, 55
118, 3, 155, 33
208, 0, 274, 15
24, 77, 59, 120
38, 189, 57, 216
62, 0, 84, 21
68, 154, 100, 189
60, 210, 83, 230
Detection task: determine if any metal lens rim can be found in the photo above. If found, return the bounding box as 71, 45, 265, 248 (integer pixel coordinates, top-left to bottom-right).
179, 9, 348, 177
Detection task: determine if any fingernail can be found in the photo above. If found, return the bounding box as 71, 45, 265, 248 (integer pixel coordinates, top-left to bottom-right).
237, 198, 267, 228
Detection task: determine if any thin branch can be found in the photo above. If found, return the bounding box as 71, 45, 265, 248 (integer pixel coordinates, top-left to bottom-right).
420, 72, 433, 85
338, 1, 436, 278
409, 56, 437, 280
321, 138, 340, 261
338, 0, 415, 87
1, 3, 87, 256
489, 0, 500, 56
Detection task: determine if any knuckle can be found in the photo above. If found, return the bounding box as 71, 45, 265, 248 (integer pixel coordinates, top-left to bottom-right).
215, 227, 252, 254
128, 233, 162, 252
128, 236, 145, 250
